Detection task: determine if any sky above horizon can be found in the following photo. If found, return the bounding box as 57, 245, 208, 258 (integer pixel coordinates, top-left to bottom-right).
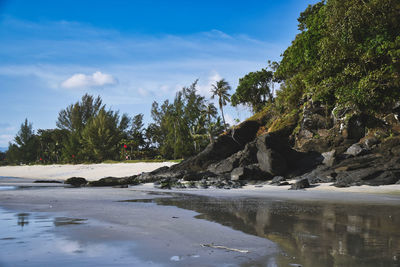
0, 0, 318, 147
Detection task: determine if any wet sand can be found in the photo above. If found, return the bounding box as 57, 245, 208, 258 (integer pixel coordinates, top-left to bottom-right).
0, 180, 278, 266
0, 178, 399, 266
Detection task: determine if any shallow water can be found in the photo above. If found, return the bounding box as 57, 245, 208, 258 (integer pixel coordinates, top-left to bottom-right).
0, 208, 161, 266
0, 183, 399, 267
128, 194, 400, 267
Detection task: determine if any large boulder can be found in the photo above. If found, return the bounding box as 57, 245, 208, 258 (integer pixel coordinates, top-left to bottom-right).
171, 120, 260, 172
207, 141, 258, 174
65, 177, 87, 187
256, 133, 289, 176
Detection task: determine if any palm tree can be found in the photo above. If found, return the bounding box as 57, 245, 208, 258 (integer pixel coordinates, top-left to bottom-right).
211, 79, 231, 131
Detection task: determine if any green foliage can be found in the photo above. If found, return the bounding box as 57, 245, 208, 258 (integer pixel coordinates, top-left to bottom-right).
149, 81, 223, 159
274, 0, 400, 114
56, 94, 104, 132
81, 109, 126, 162
37, 129, 68, 163
7, 119, 39, 164
267, 109, 299, 136
232, 69, 274, 113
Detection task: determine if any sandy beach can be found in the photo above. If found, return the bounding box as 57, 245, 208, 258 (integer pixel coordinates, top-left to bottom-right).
0, 162, 176, 181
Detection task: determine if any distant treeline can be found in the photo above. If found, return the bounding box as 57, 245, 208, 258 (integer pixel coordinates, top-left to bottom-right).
3, 0, 399, 165
3, 80, 230, 165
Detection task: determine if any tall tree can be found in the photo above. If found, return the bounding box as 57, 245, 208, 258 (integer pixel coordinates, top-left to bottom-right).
81, 109, 127, 162
211, 79, 231, 131
56, 94, 104, 132
10, 119, 38, 163
231, 69, 274, 113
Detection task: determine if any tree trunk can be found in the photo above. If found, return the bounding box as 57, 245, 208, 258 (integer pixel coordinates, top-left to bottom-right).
221, 105, 227, 131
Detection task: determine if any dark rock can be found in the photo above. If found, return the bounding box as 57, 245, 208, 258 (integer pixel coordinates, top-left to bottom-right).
297, 165, 336, 184
89, 177, 130, 187
257, 148, 287, 175
207, 141, 258, 174
149, 166, 170, 175
170, 120, 260, 172
34, 180, 62, 183
256, 133, 288, 176
290, 178, 310, 190
363, 171, 400, 186
183, 171, 216, 181
290, 151, 324, 175
333, 161, 400, 186
65, 177, 87, 187
137, 170, 185, 183
230, 164, 271, 181
346, 115, 366, 140
278, 181, 290, 186
270, 176, 286, 184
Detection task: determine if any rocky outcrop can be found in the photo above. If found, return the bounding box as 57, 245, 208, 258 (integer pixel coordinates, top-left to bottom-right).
87, 105, 400, 189
170, 120, 260, 172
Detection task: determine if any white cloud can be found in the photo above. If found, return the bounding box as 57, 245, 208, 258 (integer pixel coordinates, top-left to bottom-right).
61, 71, 117, 89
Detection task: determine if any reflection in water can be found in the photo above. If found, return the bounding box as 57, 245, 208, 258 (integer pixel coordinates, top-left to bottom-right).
134, 195, 400, 267
0, 208, 157, 267
53, 217, 87, 227
17, 212, 29, 228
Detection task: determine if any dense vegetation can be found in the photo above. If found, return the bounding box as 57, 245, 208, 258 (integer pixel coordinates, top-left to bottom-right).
4, 82, 224, 164
3, 0, 399, 165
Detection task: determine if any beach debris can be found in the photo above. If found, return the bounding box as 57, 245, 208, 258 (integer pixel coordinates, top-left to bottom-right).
170, 256, 181, 261
201, 243, 249, 253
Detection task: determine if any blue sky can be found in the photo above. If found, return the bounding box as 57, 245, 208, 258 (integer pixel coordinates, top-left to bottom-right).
0, 0, 318, 147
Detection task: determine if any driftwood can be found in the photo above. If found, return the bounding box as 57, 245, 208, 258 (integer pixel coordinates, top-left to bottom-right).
201, 243, 249, 253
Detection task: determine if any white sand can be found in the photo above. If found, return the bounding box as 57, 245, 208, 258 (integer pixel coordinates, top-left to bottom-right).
0, 162, 176, 181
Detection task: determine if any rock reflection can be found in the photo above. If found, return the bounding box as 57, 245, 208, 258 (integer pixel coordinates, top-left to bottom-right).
146, 196, 400, 267
53, 217, 87, 227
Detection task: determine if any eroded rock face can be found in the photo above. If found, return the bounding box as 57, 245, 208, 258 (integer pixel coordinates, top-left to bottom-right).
256, 133, 288, 176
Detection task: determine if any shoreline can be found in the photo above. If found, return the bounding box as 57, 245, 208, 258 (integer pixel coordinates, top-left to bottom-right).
0, 163, 399, 198
0, 162, 176, 181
